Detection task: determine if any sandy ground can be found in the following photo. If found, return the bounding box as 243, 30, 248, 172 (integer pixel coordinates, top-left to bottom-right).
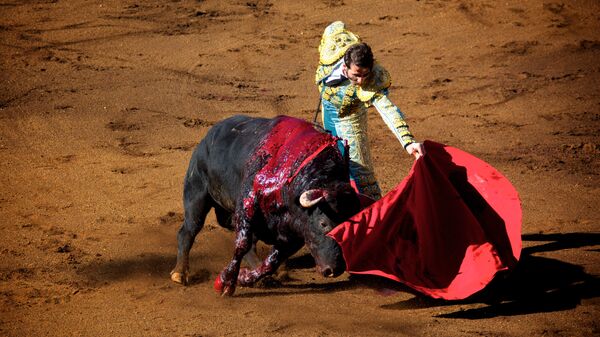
1, 0, 599, 336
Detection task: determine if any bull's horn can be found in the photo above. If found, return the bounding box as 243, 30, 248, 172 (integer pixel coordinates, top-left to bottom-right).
299, 189, 326, 208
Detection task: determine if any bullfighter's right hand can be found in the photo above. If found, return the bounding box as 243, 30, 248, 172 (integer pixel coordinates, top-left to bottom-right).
406, 142, 426, 159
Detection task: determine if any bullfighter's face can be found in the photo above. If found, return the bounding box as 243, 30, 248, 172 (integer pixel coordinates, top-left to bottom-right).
343, 62, 372, 86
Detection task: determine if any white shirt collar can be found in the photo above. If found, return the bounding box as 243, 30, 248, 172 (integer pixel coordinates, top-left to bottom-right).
324, 59, 347, 85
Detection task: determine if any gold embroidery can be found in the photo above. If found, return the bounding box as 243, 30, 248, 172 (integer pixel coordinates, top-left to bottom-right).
315, 64, 334, 84
356, 64, 391, 102
318, 21, 360, 66
338, 85, 357, 117
323, 86, 343, 106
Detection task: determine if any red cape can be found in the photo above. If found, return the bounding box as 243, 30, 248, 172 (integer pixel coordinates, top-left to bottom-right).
328, 141, 521, 300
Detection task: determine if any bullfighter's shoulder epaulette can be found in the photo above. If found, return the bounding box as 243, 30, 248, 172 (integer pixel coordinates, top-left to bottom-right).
356, 63, 391, 102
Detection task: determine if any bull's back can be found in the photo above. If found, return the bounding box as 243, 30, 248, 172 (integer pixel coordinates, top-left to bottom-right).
187, 115, 277, 210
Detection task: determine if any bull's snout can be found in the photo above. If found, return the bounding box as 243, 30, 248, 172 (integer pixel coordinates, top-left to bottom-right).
317, 262, 345, 278
310, 236, 346, 278
319, 265, 334, 278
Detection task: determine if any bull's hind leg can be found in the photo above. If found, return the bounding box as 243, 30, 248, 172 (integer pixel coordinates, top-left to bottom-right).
171, 182, 213, 285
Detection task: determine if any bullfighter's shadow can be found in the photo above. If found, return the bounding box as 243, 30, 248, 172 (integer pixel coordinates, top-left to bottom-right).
376, 231, 600, 318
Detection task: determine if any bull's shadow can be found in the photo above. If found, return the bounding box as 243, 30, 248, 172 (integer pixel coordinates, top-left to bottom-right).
74, 232, 599, 308
76, 253, 188, 286
378, 231, 600, 318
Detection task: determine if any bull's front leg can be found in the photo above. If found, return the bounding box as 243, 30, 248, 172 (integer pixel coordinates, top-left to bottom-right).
237, 242, 303, 287
214, 198, 255, 296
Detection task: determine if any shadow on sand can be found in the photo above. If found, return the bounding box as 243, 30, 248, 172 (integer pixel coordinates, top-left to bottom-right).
77, 252, 213, 286
379, 232, 600, 318
76, 232, 599, 311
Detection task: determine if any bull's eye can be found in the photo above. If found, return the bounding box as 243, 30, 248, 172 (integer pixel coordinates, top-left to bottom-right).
320, 222, 329, 229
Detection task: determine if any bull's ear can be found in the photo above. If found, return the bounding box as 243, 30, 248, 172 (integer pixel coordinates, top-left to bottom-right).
299, 189, 327, 208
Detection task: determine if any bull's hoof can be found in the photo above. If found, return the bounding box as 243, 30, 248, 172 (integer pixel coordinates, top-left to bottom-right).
214, 275, 224, 293
214, 273, 235, 296
170, 270, 188, 285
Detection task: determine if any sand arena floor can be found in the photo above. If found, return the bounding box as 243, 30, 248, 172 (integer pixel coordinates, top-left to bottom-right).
1, 1, 598, 336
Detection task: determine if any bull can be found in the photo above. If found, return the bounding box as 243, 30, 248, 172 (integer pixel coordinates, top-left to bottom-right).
170, 115, 361, 296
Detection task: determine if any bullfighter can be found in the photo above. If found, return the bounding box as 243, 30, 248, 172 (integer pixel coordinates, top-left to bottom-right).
315, 21, 426, 200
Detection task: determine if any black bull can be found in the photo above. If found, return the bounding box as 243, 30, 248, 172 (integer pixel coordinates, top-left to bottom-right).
170, 115, 361, 296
